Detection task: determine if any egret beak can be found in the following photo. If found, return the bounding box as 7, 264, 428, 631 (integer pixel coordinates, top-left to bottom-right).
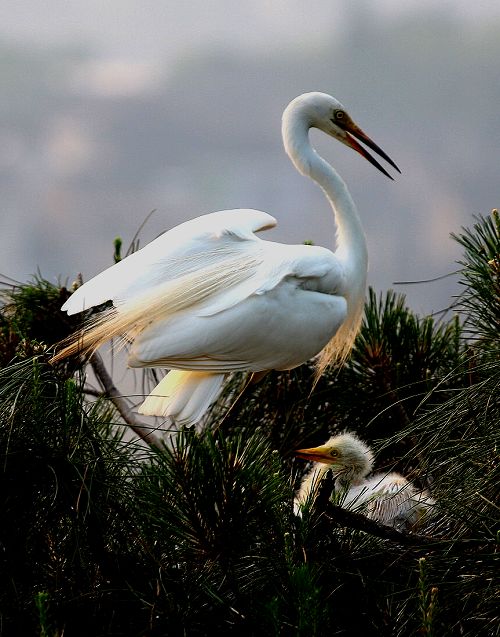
295, 445, 334, 464
339, 118, 401, 180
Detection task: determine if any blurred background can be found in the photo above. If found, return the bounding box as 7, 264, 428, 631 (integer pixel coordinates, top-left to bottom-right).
1, 0, 499, 314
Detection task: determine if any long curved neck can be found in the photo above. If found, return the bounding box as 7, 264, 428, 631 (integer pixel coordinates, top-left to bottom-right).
282, 106, 368, 277
282, 99, 368, 373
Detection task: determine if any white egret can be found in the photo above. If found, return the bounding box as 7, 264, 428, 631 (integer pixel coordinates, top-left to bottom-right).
51, 92, 399, 426
295, 433, 434, 529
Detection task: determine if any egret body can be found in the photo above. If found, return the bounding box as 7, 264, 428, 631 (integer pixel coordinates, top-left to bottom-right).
51, 93, 399, 427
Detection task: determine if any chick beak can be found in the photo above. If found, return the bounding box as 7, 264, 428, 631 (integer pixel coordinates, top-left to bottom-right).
295, 445, 334, 464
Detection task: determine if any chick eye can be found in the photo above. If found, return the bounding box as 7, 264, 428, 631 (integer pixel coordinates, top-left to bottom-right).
333, 109, 345, 121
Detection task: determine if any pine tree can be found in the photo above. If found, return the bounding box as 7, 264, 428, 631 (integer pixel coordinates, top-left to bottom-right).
0, 211, 498, 636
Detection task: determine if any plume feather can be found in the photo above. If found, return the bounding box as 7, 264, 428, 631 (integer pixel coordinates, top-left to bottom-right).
50, 252, 261, 363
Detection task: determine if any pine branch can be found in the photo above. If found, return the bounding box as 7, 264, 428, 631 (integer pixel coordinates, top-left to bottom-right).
89, 352, 163, 449
323, 502, 436, 546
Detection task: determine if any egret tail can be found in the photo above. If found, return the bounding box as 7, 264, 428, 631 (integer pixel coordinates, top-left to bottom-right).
138, 370, 226, 427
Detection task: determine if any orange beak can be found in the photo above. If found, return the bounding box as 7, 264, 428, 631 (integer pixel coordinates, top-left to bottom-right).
340, 117, 401, 180
295, 444, 334, 464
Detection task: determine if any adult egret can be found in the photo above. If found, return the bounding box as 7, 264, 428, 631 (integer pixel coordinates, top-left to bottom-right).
51, 92, 399, 426
295, 433, 434, 528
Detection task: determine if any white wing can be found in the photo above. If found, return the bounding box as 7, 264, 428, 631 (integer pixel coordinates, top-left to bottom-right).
62, 208, 277, 315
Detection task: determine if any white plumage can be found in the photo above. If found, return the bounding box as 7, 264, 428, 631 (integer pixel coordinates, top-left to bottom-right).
51, 93, 399, 426
295, 432, 434, 529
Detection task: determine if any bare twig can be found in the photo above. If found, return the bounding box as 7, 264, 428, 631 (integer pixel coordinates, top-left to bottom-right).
89, 352, 163, 449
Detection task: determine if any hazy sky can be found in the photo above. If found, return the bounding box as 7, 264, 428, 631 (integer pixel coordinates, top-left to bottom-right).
2, 0, 500, 62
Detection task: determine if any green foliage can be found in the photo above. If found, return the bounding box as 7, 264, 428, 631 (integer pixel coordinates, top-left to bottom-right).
404, 353, 499, 530
452, 209, 500, 343
127, 430, 294, 633
417, 557, 439, 637
351, 288, 462, 392
0, 275, 76, 368
35, 591, 52, 637
0, 212, 499, 635
113, 236, 123, 263
0, 358, 143, 635
329, 288, 463, 439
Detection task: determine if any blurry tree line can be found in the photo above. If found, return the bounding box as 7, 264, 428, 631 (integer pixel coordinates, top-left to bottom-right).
0, 210, 498, 636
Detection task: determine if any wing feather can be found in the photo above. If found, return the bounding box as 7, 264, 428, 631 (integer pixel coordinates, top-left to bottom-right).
51, 250, 262, 362
62, 209, 277, 315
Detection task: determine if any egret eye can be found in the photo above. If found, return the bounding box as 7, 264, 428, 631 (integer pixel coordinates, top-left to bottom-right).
333, 109, 345, 121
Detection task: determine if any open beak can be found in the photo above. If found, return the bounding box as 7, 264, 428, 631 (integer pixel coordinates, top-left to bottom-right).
295, 445, 334, 464
340, 118, 401, 180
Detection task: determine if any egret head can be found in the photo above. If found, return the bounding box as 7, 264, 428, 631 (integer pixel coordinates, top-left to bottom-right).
295, 432, 374, 482
284, 92, 400, 179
